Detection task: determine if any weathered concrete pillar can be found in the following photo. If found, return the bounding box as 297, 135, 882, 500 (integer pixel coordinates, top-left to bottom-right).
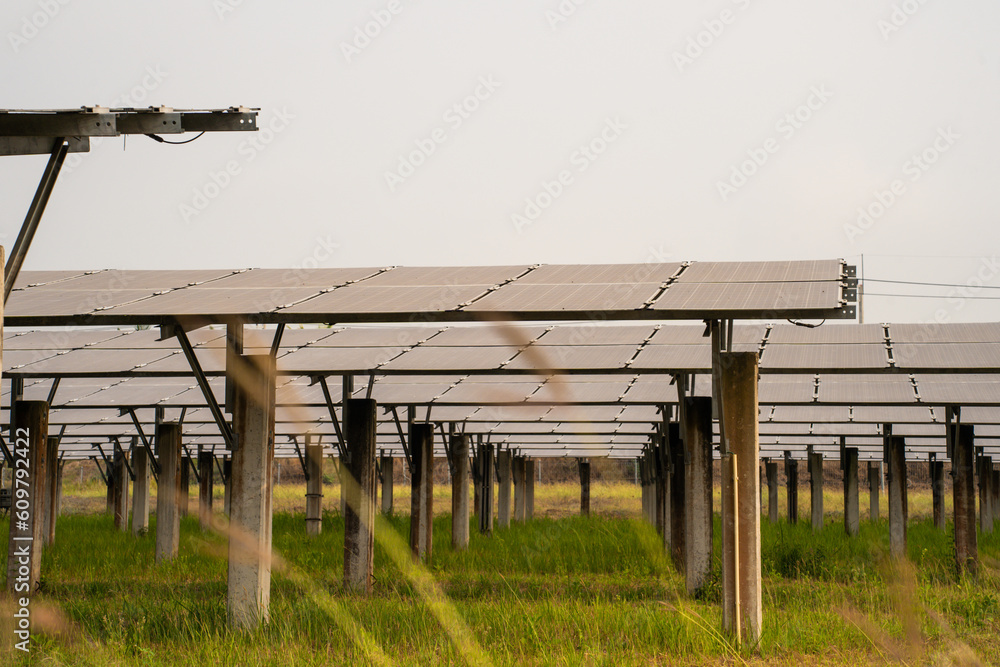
5, 401, 48, 594
953, 424, 977, 576
843, 448, 859, 537
338, 454, 347, 517
113, 449, 129, 532
868, 462, 880, 522
179, 456, 191, 517
992, 469, 1000, 535
765, 460, 778, 523
639, 455, 649, 523
131, 446, 150, 536
223, 458, 232, 516
472, 447, 481, 520
655, 437, 669, 546
227, 355, 275, 627
198, 451, 215, 531
930, 458, 945, 531
305, 441, 323, 536
809, 451, 823, 532
887, 435, 907, 559
409, 423, 434, 561
478, 443, 494, 535
451, 434, 471, 550
979, 456, 993, 534
524, 458, 535, 520
667, 423, 685, 572
513, 456, 526, 522
578, 458, 591, 516
155, 423, 182, 563
718, 352, 762, 645
785, 457, 798, 524
683, 396, 713, 597
496, 450, 512, 527
43, 437, 59, 545
105, 459, 115, 514
55, 459, 64, 519
380, 455, 394, 514
344, 398, 377, 593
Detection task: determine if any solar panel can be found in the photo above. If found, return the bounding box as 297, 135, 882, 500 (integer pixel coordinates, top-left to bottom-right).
678, 260, 843, 283
652, 282, 840, 311
629, 345, 712, 371
380, 346, 519, 372
463, 283, 662, 312
505, 345, 638, 371
515, 263, 681, 284
533, 324, 655, 346
761, 344, 888, 371
103, 287, 323, 315
424, 325, 547, 346
207, 267, 382, 288
277, 346, 408, 373
817, 375, 916, 403
282, 285, 487, 313
767, 323, 885, 344
892, 343, 1000, 371
889, 322, 1000, 344
914, 375, 1000, 404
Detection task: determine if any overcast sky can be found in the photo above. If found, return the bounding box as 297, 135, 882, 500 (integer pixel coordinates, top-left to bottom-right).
2, 1, 999, 324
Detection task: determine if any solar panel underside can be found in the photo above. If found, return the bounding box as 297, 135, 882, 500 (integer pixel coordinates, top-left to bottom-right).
379, 346, 520, 372
277, 346, 408, 373
761, 344, 888, 371
892, 343, 1000, 370
505, 345, 638, 371
818, 375, 916, 403
915, 375, 1000, 404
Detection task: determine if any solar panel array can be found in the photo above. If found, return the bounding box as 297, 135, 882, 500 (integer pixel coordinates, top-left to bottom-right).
5, 260, 855, 326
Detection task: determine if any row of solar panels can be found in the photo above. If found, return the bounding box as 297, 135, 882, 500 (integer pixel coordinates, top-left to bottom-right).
5, 261, 854, 324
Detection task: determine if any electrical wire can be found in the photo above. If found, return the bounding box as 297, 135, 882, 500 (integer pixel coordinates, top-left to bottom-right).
145, 131, 205, 145
864, 292, 1000, 300
864, 278, 1000, 290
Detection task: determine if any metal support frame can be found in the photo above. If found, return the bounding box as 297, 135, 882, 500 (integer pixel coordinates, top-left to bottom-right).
0, 436, 13, 466
391, 406, 414, 472
269, 323, 285, 358
182, 444, 201, 485
126, 408, 160, 480
172, 323, 237, 451
317, 375, 347, 459
111, 437, 135, 482
440, 423, 455, 479
91, 455, 108, 485
46, 377, 61, 406
4, 137, 69, 303
292, 436, 309, 479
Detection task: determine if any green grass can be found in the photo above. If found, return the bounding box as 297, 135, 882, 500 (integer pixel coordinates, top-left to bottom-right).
1, 486, 998, 665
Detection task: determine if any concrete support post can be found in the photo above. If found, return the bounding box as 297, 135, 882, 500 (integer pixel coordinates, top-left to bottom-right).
513, 456, 526, 522
524, 458, 535, 520
131, 446, 150, 536
765, 460, 778, 523
155, 423, 182, 563
179, 456, 190, 517
344, 398, 377, 593
654, 438, 668, 544
5, 401, 48, 594
979, 456, 993, 534
868, 462, 880, 522
683, 396, 713, 597
113, 449, 129, 532
809, 451, 823, 532
578, 458, 591, 517
887, 435, 908, 559
199, 452, 214, 531
223, 458, 232, 516
43, 436, 59, 545
105, 460, 115, 514
931, 459, 945, 531
409, 423, 434, 561
478, 444, 494, 535
451, 434, 471, 549
55, 460, 64, 519
338, 454, 347, 517
227, 355, 275, 627
953, 425, 977, 576
718, 352, 762, 645
496, 451, 512, 528
667, 423, 685, 572
844, 448, 859, 537
785, 458, 798, 524
380, 455, 393, 515
992, 469, 1000, 535
305, 441, 323, 536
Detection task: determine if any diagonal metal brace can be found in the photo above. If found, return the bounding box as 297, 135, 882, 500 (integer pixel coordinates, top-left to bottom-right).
126, 408, 160, 481
4, 137, 70, 303
317, 375, 347, 460
391, 406, 413, 473
173, 323, 237, 452
0, 435, 13, 466
292, 436, 309, 480
111, 437, 135, 482
90, 456, 108, 486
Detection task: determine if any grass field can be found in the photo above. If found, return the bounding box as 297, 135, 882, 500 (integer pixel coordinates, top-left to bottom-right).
2, 481, 998, 665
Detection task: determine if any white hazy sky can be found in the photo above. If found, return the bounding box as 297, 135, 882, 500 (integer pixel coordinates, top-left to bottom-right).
1, 0, 999, 324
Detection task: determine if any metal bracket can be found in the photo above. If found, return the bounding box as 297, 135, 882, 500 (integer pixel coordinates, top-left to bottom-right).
292, 436, 309, 480
47, 378, 60, 406
269, 323, 286, 358
91, 455, 108, 486
0, 435, 13, 466
111, 437, 135, 482
440, 423, 455, 479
